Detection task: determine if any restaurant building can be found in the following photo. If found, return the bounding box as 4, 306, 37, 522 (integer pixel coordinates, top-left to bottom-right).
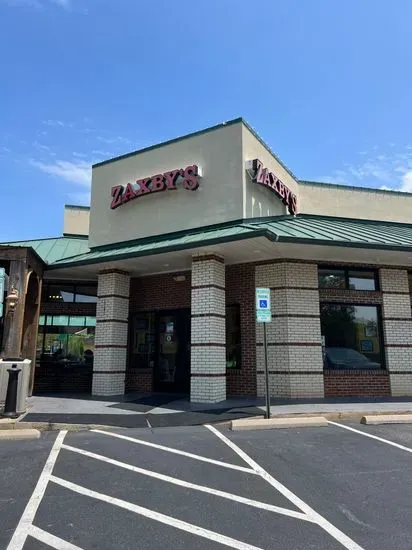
2, 117, 412, 402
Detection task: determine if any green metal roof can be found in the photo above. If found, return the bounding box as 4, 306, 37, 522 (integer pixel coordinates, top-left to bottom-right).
1, 236, 89, 264
47, 215, 412, 270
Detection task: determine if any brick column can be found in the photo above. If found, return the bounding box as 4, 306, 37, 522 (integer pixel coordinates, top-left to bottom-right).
92, 269, 130, 396
380, 268, 412, 395
191, 254, 226, 403
255, 262, 324, 398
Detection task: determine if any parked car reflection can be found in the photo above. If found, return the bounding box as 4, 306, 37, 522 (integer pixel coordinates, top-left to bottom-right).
324, 347, 381, 369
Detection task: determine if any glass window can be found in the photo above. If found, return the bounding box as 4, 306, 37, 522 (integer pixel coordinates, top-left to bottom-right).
320, 304, 383, 369
226, 305, 241, 369
75, 285, 97, 303
37, 315, 96, 366
318, 269, 346, 289
45, 284, 75, 302
348, 270, 376, 291
319, 268, 377, 291
130, 313, 156, 369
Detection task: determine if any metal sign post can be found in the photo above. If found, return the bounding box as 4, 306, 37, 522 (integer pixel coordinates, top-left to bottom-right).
256, 288, 272, 420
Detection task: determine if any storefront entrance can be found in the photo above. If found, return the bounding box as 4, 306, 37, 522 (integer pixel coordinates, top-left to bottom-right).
129, 308, 191, 394
154, 309, 191, 393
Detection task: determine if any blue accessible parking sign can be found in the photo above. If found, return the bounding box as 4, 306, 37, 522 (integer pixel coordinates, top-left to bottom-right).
256, 288, 271, 323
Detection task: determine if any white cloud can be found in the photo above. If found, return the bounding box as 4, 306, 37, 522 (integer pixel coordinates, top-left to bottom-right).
41, 119, 73, 128
30, 159, 91, 187
97, 135, 132, 145
2, 0, 73, 7
324, 145, 412, 194
32, 141, 55, 155
400, 171, 412, 193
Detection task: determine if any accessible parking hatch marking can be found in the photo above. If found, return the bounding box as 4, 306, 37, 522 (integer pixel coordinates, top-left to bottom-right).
92, 428, 257, 473
328, 421, 412, 453
206, 424, 365, 550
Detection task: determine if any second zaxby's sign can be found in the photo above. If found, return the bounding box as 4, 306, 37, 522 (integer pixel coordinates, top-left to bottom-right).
110, 164, 201, 210
246, 159, 298, 215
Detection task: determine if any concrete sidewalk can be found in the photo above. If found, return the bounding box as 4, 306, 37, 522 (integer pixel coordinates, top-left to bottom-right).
6, 394, 411, 430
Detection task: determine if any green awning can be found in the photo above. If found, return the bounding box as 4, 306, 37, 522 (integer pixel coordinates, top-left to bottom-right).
46, 215, 412, 269
1, 236, 89, 264
4, 215, 412, 270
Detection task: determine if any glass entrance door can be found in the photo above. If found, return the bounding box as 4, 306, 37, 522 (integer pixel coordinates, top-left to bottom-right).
154, 309, 190, 393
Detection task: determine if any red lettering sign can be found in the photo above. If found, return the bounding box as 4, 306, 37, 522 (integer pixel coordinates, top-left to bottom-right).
110, 165, 201, 210
247, 159, 298, 215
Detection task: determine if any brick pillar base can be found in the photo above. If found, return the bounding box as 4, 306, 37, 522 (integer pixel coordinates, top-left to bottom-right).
92, 270, 130, 396
191, 254, 226, 403
381, 268, 412, 396
255, 262, 324, 398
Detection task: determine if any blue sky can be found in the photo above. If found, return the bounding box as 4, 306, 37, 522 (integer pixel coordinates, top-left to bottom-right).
1, 0, 412, 241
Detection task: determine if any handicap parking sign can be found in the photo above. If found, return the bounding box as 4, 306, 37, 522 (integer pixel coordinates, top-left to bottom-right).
255, 288, 271, 323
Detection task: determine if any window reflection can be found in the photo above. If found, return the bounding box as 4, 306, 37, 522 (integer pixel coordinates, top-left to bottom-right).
226, 305, 241, 369
37, 315, 95, 366
321, 304, 383, 369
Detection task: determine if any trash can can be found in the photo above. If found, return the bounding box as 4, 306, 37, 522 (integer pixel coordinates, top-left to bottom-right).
0, 358, 32, 414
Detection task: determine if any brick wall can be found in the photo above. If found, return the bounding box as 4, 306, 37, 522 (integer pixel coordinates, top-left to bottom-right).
226, 264, 256, 396
324, 370, 391, 396
380, 268, 412, 395
255, 262, 324, 398
92, 270, 130, 396
191, 255, 226, 403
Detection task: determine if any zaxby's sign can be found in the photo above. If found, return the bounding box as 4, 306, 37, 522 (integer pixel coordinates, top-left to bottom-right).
110, 164, 201, 210
246, 159, 298, 215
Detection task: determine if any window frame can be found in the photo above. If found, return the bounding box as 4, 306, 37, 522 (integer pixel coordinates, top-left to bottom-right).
318, 266, 379, 291
37, 314, 96, 365
42, 281, 98, 303
226, 303, 241, 370
320, 301, 386, 370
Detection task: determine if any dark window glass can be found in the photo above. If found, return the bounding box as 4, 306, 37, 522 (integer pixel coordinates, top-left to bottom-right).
130, 313, 156, 369
318, 269, 345, 289
226, 305, 241, 369
75, 285, 97, 303
37, 315, 95, 366
46, 284, 75, 303
319, 268, 377, 291
320, 304, 383, 370
348, 270, 376, 291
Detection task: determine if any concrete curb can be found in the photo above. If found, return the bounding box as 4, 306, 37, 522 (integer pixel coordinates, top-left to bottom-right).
271, 410, 412, 422
361, 414, 412, 425
0, 429, 41, 440
231, 416, 328, 431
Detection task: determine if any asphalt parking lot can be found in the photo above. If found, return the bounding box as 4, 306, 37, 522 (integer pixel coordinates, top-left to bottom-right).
1, 420, 411, 550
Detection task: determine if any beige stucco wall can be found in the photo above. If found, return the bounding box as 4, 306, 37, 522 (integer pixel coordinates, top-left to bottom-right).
242, 125, 300, 219
301, 183, 412, 222
63, 206, 90, 236
89, 122, 244, 248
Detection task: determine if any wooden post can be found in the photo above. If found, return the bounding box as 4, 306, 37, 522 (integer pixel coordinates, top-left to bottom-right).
2, 259, 26, 358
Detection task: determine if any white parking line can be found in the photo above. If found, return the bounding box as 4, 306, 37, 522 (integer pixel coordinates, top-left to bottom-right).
206, 424, 364, 550
6, 430, 68, 550
92, 429, 256, 474
50, 475, 264, 550
328, 421, 412, 453
29, 525, 84, 550
62, 443, 312, 522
